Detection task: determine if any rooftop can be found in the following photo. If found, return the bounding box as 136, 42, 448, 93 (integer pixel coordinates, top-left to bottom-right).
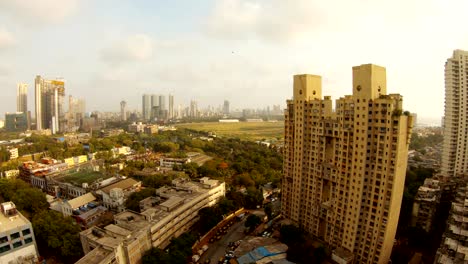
99, 178, 140, 194
75, 247, 114, 264
0, 202, 31, 233
67, 193, 96, 209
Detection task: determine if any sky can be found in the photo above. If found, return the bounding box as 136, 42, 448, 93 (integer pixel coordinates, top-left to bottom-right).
0, 0, 467, 122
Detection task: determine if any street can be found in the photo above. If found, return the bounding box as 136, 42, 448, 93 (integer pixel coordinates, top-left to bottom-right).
200, 217, 247, 264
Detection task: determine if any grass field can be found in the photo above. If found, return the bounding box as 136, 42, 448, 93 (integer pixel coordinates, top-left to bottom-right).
175, 121, 284, 141
61, 171, 109, 185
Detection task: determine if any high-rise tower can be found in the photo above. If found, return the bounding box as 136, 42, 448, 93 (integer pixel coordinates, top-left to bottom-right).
441, 50, 468, 177
17, 83, 28, 113
35, 76, 65, 133
142, 94, 151, 121
120, 101, 127, 121
223, 100, 230, 115
282, 64, 413, 264
169, 95, 174, 119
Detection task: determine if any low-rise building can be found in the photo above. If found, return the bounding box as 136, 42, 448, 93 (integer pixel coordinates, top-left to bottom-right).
159, 157, 191, 168
1, 170, 19, 179
0, 202, 39, 264
77, 178, 225, 264
111, 147, 132, 157
64, 155, 88, 167
435, 183, 468, 263
96, 178, 141, 212
411, 178, 442, 232
143, 125, 158, 135
4, 112, 29, 132
128, 122, 145, 133
8, 148, 18, 160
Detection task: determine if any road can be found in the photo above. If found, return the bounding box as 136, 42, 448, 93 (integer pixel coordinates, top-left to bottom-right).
200, 218, 247, 264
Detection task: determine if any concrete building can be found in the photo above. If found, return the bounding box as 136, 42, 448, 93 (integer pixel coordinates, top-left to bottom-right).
142, 94, 151, 121
67, 96, 86, 131
441, 50, 468, 177
223, 100, 230, 115
77, 178, 225, 264
0, 202, 39, 264
96, 178, 141, 212
16, 83, 28, 113
411, 178, 442, 232
128, 122, 145, 133
35, 75, 65, 133
5, 112, 29, 132
435, 183, 468, 263
120, 101, 127, 121
168, 95, 174, 119
281, 64, 413, 264
190, 100, 198, 117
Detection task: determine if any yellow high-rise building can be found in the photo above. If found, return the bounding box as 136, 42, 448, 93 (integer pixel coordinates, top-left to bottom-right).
282, 64, 413, 264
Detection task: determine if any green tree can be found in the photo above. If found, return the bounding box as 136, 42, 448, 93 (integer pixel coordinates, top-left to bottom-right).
198, 207, 223, 233
0, 147, 11, 162
280, 224, 305, 245
264, 203, 273, 220
124, 188, 156, 212
32, 210, 83, 261
244, 214, 261, 231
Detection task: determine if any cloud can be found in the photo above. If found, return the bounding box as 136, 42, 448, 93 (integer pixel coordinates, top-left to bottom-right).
206, 0, 468, 43
206, 0, 340, 42
0, 28, 15, 50
0, 0, 79, 24
100, 34, 154, 65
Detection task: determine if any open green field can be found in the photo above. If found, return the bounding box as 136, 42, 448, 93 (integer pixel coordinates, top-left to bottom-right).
175, 121, 284, 141
61, 170, 110, 185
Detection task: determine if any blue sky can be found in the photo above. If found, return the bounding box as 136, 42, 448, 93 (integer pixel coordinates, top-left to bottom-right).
0, 0, 467, 123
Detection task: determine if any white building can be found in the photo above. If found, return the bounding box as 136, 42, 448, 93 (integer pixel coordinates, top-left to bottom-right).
0, 202, 39, 264
441, 50, 468, 177
78, 178, 225, 264
96, 178, 141, 212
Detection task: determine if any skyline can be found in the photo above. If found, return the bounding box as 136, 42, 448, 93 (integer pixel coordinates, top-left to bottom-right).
1, 0, 468, 119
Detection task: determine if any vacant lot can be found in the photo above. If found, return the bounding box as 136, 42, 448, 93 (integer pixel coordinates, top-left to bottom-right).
175, 122, 284, 141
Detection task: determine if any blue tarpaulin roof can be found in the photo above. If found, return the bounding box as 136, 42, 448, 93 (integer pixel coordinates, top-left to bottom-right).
237, 246, 284, 264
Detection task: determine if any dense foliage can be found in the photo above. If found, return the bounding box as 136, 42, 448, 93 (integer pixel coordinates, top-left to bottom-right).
280, 225, 327, 264
409, 132, 443, 152
32, 210, 83, 261
0, 178, 83, 262
142, 232, 197, 264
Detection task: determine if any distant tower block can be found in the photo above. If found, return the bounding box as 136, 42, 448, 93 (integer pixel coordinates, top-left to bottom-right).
120, 101, 127, 121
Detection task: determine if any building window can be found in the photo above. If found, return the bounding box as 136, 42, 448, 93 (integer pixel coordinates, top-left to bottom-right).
0, 236, 7, 244
13, 241, 22, 248
25, 237, 33, 244
10, 232, 20, 240
22, 229, 31, 236
0, 245, 10, 253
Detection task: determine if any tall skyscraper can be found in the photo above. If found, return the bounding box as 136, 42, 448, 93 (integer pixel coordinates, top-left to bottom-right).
168, 95, 174, 119
190, 100, 198, 117
66, 96, 86, 132
223, 100, 230, 115
35, 75, 65, 133
441, 50, 468, 177
282, 64, 413, 264
120, 101, 127, 121
142, 94, 151, 121
159, 95, 166, 111
17, 83, 28, 113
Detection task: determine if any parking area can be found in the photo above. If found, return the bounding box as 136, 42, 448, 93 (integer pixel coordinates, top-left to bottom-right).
200, 217, 248, 264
